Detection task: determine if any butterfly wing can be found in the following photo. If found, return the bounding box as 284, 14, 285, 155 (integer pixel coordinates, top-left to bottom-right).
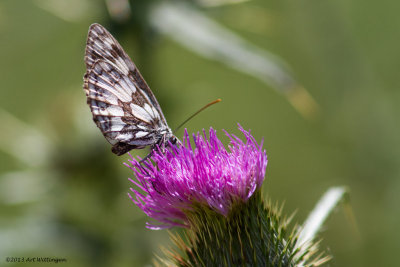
83, 23, 171, 155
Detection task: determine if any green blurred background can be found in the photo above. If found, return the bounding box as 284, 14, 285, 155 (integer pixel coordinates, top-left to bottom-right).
1, 0, 399, 266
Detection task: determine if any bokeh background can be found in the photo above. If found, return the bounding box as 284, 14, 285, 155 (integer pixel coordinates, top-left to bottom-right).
1, 0, 399, 266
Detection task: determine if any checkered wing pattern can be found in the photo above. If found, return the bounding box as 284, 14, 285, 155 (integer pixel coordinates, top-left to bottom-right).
83, 23, 174, 155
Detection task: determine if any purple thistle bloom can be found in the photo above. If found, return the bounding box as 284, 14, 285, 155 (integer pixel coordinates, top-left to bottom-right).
126, 124, 268, 230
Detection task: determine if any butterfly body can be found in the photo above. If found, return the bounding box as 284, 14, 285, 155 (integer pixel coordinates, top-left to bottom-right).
83, 23, 176, 156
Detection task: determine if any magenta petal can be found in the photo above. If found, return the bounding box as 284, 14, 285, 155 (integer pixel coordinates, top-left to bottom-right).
126, 125, 268, 229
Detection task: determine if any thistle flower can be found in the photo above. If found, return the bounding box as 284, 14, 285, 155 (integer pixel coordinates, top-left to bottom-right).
126, 124, 267, 229
127, 125, 329, 266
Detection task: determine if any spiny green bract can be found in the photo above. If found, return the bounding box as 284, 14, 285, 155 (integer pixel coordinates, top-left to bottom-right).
157, 191, 329, 267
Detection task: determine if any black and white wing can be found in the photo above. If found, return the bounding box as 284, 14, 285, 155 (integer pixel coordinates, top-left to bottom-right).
83, 23, 173, 155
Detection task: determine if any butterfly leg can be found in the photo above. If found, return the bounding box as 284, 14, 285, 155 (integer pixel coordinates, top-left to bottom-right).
139, 151, 154, 164
139, 135, 166, 163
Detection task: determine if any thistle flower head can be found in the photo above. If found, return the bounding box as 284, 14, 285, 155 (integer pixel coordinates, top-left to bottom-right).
126, 124, 268, 229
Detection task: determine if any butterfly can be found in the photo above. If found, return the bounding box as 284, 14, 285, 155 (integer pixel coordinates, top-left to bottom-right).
83, 23, 177, 156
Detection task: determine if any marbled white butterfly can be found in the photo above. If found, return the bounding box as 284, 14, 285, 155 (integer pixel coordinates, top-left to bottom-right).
83, 23, 177, 156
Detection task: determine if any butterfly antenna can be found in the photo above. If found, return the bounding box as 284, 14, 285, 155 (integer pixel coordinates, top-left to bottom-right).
174, 99, 221, 133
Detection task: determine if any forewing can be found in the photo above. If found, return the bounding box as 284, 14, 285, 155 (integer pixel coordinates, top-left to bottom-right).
83, 23, 168, 148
